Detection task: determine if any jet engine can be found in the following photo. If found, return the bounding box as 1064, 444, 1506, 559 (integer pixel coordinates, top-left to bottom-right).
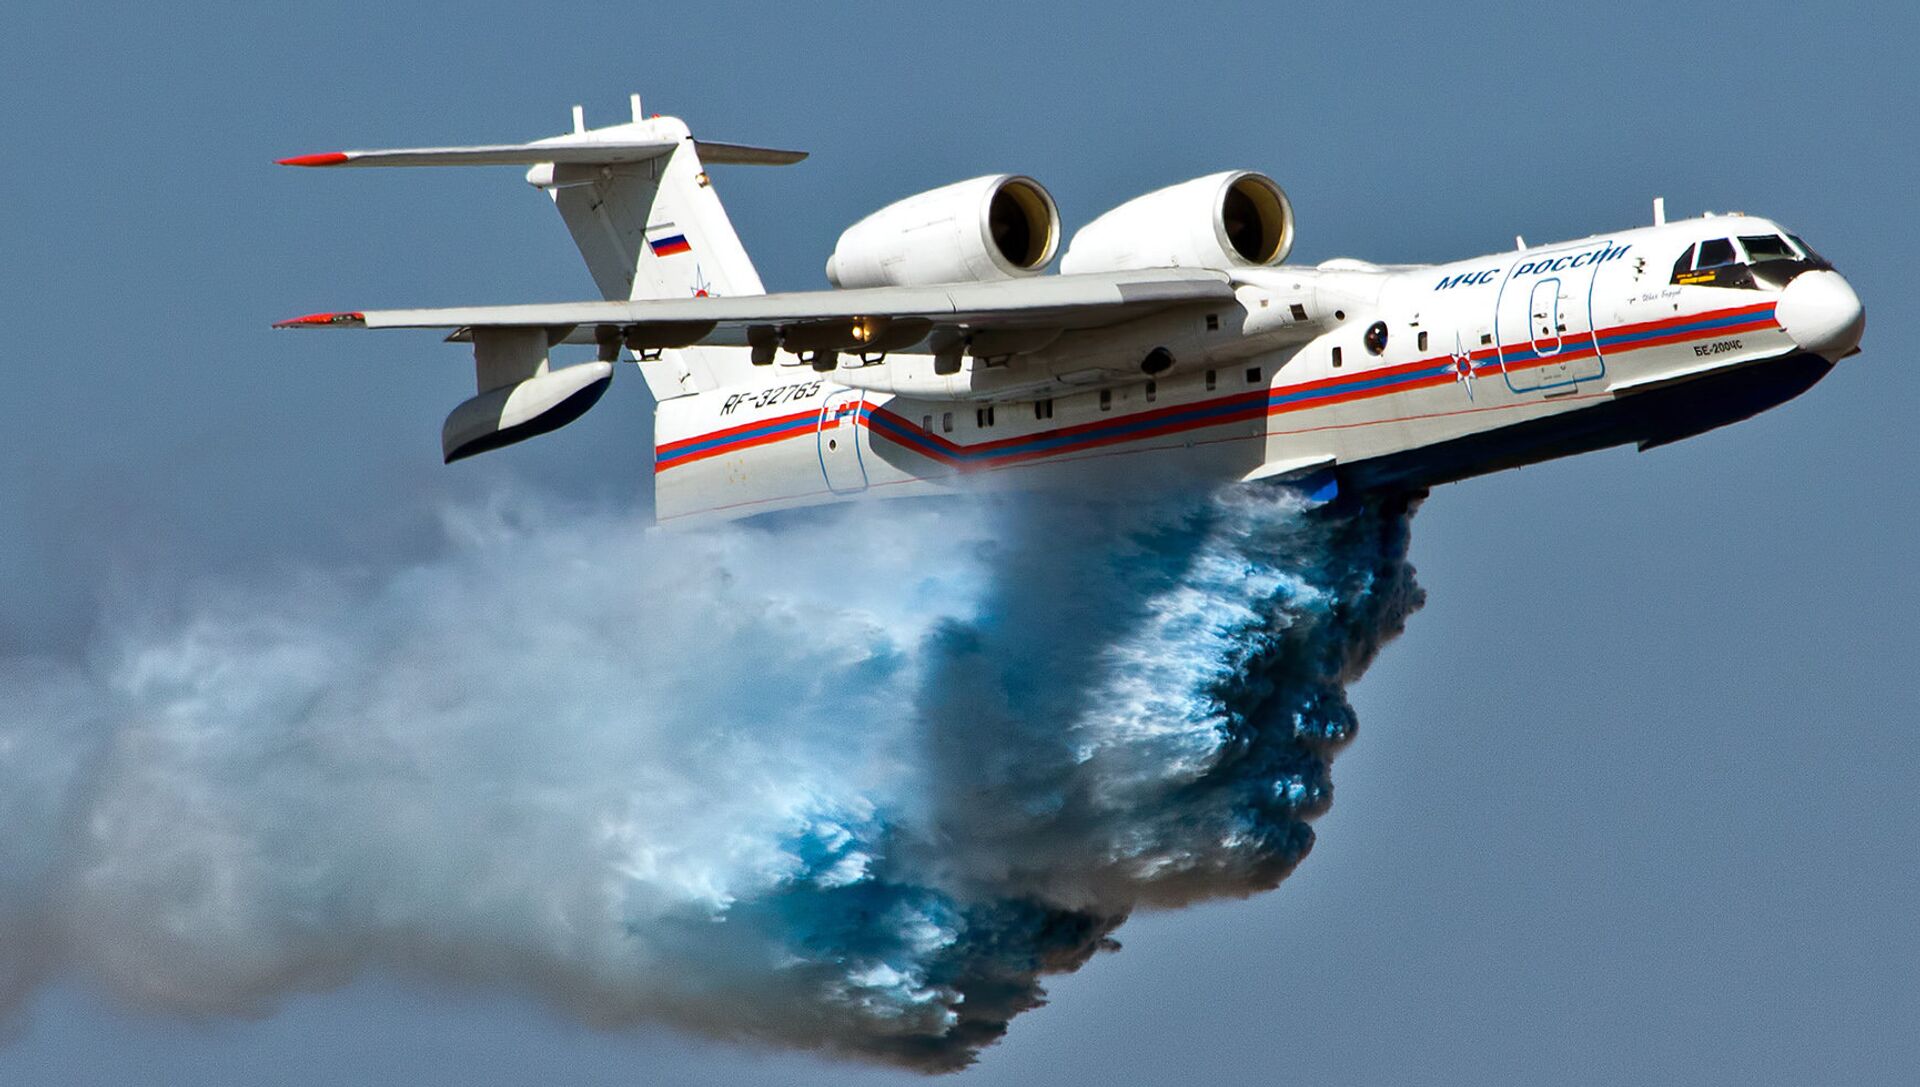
1060, 171, 1294, 274
825, 174, 1060, 288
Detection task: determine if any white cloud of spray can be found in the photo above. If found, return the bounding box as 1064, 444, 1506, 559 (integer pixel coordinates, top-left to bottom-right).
0, 485, 1422, 1071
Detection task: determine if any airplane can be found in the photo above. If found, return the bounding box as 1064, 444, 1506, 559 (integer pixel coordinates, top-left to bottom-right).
277, 95, 1865, 524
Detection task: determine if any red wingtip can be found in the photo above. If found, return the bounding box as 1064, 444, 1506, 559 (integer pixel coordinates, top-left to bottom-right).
277, 152, 351, 167
273, 311, 365, 329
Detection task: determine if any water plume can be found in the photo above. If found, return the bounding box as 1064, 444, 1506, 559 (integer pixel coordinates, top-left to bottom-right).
0, 483, 1422, 1070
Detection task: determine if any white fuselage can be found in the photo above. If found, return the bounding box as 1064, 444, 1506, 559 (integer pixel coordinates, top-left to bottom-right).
651, 214, 1860, 523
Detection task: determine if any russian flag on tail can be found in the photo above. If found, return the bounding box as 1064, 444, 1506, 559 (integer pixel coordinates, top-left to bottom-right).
648, 226, 692, 257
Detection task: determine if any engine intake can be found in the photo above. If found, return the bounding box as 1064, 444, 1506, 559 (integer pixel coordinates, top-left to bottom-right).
1060, 171, 1294, 274
825, 174, 1060, 289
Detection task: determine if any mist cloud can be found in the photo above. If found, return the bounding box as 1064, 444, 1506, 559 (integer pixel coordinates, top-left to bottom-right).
0, 485, 1421, 1070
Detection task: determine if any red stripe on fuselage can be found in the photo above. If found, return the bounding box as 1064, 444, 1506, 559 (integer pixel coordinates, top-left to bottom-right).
654, 300, 1783, 473
656, 406, 817, 458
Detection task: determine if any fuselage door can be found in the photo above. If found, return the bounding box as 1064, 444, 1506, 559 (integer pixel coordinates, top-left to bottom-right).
817, 389, 869, 494
1494, 241, 1610, 393
1528, 278, 1565, 358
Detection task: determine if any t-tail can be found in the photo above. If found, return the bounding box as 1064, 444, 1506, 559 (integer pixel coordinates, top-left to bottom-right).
277, 93, 803, 460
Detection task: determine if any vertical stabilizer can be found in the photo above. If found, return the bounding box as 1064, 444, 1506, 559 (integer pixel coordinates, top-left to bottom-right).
529, 95, 804, 398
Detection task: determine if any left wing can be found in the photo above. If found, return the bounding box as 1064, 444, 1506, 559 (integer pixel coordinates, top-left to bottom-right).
276, 266, 1234, 345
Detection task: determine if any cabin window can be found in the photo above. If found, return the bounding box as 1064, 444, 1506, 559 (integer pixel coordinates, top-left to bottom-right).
1696, 238, 1736, 269
1290, 303, 1309, 321
922, 414, 932, 432
1417, 330, 1429, 352
1480, 332, 1492, 346
1363, 322, 1388, 355
1145, 380, 1157, 403
1099, 389, 1112, 411
1331, 346, 1343, 368
1245, 366, 1262, 384
1205, 369, 1217, 391
1205, 313, 1220, 331
1034, 398, 1053, 420
941, 412, 953, 433
975, 406, 995, 428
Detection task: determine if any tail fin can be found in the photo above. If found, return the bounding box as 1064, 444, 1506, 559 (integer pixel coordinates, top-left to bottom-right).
532, 97, 797, 398
280, 93, 805, 398
528, 96, 790, 305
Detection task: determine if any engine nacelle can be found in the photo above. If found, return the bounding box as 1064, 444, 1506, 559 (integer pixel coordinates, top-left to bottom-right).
1060, 171, 1294, 275
825, 174, 1060, 288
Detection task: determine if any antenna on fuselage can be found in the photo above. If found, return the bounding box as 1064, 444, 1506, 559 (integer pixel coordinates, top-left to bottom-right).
1514, 234, 1527, 251
1653, 196, 1667, 226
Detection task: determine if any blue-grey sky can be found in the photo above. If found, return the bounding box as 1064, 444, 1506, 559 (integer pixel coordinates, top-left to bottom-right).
2, 1, 1916, 1083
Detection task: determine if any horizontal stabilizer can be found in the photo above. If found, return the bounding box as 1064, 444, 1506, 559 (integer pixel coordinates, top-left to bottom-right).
277, 138, 804, 169
691, 141, 809, 166
278, 141, 676, 168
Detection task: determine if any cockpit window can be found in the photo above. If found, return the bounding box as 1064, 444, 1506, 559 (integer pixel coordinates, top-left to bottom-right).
1696, 238, 1736, 269
1672, 243, 1697, 280
1671, 230, 1830, 289
1739, 234, 1798, 263
1788, 234, 1829, 266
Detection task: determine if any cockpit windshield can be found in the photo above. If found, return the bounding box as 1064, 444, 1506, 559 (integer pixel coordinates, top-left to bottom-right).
1739, 234, 1798, 263
1671, 230, 1831, 289
1697, 238, 1737, 268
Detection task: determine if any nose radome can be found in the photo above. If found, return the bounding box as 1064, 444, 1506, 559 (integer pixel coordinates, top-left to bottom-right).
1776, 269, 1864, 361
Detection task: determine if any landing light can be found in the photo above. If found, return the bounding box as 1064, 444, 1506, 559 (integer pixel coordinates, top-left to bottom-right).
851, 317, 885, 343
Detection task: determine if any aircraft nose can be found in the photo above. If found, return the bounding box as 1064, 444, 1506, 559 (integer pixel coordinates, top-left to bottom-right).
1776, 269, 1864, 361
